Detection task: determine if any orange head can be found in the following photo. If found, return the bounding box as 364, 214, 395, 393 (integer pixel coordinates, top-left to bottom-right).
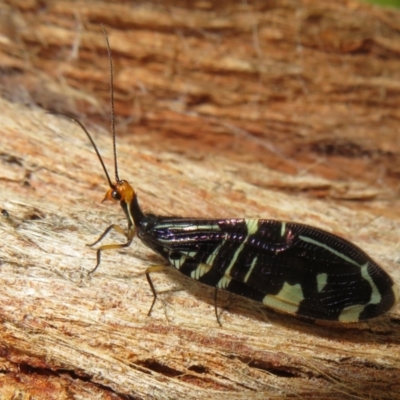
103, 180, 136, 204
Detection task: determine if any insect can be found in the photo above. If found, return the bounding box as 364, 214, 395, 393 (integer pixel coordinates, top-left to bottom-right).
57, 27, 398, 324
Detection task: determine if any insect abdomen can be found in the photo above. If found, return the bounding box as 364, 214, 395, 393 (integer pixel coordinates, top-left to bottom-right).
138, 216, 398, 322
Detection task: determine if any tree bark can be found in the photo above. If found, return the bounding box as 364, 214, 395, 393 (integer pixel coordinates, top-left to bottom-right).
0, 1, 399, 399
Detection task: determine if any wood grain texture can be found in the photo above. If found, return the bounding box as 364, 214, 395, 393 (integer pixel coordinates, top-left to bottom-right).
0, 1, 399, 399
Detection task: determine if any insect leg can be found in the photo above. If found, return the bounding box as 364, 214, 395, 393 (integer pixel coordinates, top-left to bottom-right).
214, 287, 222, 326
89, 239, 133, 275
88, 225, 136, 275
145, 265, 168, 316
88, 224, 127, 247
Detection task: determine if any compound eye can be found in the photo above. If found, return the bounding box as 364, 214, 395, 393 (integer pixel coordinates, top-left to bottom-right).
112, 190, 121, 201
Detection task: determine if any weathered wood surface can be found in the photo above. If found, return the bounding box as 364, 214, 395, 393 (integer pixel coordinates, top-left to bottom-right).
0, 1, 399, 399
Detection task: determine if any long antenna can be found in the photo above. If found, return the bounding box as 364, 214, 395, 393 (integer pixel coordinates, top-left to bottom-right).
48, 26, 119, 189
101, 24, 120, 183
48, 112, 114, 188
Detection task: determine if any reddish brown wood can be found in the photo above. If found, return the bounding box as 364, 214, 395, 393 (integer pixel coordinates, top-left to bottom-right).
0, 1, 399, 398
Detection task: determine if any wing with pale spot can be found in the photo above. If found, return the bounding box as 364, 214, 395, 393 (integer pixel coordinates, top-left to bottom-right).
139, 216, 398, 322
